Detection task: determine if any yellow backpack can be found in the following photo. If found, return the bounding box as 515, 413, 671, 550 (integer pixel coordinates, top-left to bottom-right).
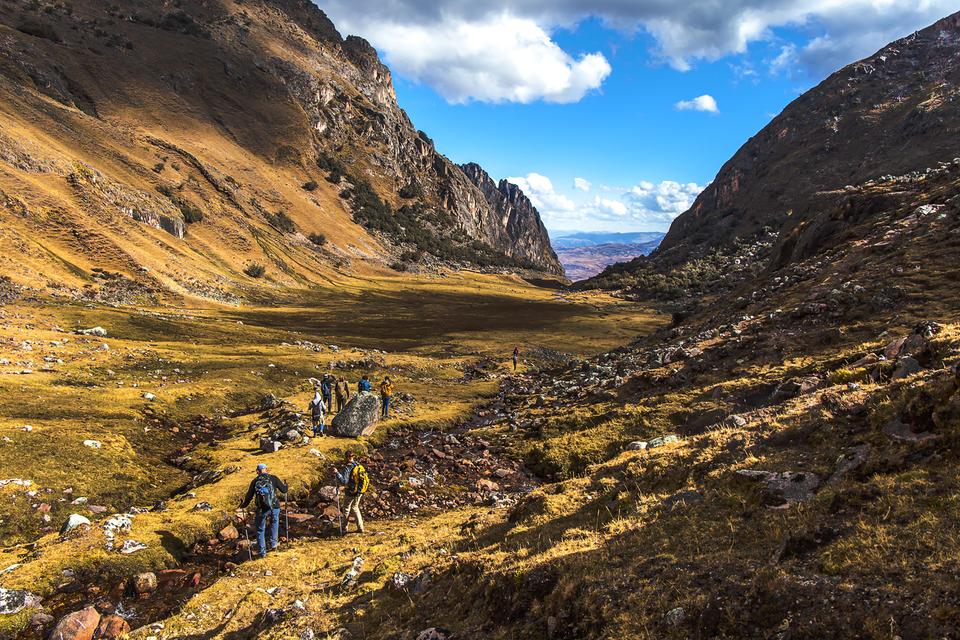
349, 463, 370, 495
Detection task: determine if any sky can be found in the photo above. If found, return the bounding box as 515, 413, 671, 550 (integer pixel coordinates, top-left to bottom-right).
316, 1, 959, 233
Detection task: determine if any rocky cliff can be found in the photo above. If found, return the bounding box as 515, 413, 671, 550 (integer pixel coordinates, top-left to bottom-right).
0, 0, 561, 300
654, 11, 960, 266
460, 163, 563, 274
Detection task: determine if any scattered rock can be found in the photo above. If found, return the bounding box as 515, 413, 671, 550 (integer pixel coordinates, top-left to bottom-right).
829, 445, 871, 483
218, 524, 239, 541
82, 440, 102, 449
94, 614, 130, 639
60, 514, 91, 535
77, 327, 108, 337
131, 572, 158, 595
882, 418, 939, 443
647, 434, 680, 449
891, 356, 921, 380
49, 605, 101, 640
416, 629, 452, 640
260, 438, 282, 453
0, 588, 39, 615
330, 392, 380, 438
662, 490, 703, 509
626, 441, 647, 451
736, 470, 821, 505
119, 540, 148, 554
664, 606, 686, 627
259, 394, 280, 411
142, 392, 156, 401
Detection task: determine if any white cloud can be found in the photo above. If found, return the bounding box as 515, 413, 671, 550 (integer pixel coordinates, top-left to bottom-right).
507, 173, 577, 222
332, 12, 610, 104
321, 1, 958, 96
675, 94, 719, 113
593, 197, 628, 216
573, 177, 592, 192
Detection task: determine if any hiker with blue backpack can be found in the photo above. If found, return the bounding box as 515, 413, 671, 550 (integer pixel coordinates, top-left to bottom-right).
358, 374, 372, 393
320, 375, 334, 414
240, 463, 288, 557
331, 451, 369, 535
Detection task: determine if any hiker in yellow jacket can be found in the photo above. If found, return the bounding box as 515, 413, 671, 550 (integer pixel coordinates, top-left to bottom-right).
380, 376, 394, 418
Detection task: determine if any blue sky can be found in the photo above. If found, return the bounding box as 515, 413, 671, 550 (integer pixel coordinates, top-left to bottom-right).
318, 1, 958, 233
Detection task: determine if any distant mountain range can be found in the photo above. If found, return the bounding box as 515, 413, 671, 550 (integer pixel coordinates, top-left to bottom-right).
550, 231, 665, 281
552, 231, 666, 250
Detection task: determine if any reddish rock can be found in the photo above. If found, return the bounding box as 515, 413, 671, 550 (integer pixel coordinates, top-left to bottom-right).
94, 614, 130, 639
218, 524, 239, 541
286, 512, 314, 523
49, 606, 101, 640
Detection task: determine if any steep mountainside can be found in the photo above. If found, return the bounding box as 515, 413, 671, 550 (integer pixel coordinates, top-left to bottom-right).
0, 0, 561, 304
653, 11, 960, 267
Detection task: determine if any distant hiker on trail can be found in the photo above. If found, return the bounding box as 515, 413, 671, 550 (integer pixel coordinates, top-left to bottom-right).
380, 376, 394, 418
358, 374, 372, 393
240, 463, 288, 557
308, 389, 327, 437
335, 375, 350, 412
513, 346, 520, 371
320, 375, 334, 412
331, 452, 369, 535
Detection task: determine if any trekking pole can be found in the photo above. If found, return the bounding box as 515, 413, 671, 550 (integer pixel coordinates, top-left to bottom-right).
335, 485, 343, 535
240, 509, 253, 561
284, 494, 290, 543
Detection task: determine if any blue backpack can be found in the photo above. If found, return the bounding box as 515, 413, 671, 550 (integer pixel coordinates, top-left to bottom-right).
254, 475, 276, 511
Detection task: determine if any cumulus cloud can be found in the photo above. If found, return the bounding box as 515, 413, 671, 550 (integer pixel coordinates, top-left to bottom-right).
320, 0, 958, 98
330, 12, 610, 104
507, 173, 577, 220
675, 94, 719, 113
574, 177, 592, 192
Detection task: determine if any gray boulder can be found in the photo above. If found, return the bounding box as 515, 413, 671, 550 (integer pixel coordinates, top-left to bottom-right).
60, 513, 91, 535
330, 392, 381, 438
0, 588, 40, 615
736, 469, 820, 505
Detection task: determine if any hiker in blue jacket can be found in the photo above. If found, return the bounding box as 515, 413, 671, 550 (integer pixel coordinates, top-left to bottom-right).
358, 374, 372, 393
240, 463, 288, 557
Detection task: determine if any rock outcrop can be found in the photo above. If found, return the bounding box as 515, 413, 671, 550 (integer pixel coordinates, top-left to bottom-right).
654, 12, 960, 266
330, 392, 381, 438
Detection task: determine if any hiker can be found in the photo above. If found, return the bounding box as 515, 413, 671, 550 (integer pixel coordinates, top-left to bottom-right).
308, 388, 327, 437
380, 376, 394, 418
331, 452, 369, 535
320, 375, 334, 412
335, 375, 350, 412
240, 463, 288, 557
512, 346, 520, 371
358, 374, 372, 393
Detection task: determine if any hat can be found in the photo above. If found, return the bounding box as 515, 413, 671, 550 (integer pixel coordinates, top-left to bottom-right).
257, 463, 267, 472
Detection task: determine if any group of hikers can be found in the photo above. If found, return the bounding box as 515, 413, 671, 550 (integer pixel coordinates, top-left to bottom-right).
240, 349, 522, 558
307, 373, 395, 437
240, 451, 369, 556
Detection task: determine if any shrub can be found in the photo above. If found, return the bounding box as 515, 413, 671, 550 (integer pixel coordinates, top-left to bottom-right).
389, 261, 409, 272
180, 203, 203, 224
398, 182, 422, 199
244, 263, 266, 278
302, 180, 318, 192
317, 152, 346, 184
266, 211, 296, 233
309, 233, 327, 246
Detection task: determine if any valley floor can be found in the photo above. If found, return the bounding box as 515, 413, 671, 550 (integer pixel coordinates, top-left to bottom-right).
0, 272, 663, 639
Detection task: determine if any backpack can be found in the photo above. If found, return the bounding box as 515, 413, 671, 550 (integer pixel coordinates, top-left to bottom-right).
254, 474, 276, 511
347, 463, 370, 495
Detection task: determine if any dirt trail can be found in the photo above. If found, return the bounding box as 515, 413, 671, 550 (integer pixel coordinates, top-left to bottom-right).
14, 376, 537, 639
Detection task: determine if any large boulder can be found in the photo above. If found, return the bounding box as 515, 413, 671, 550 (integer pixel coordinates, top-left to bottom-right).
0, 588, 40, 615
49, 606, 100, 640
330, 392, 381, 438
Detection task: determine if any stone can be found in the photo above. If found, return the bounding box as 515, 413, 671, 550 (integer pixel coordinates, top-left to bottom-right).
883, 336, 907, 359
82, 440, 102, 449
259, 394, 280, 411
60, 514, 91, 535
416, 629, 452, 640
883, 418, 939, 443
647, 434, 680, 449
95, 614, 130, 639
736, 470, 821, 505
131, 572, 158, 595
218, 524, 240, 541
0, 588, 39, 615
260, 438, 281, 453
850, 353, 880, 368
728, 414, 748, 428
284, 429, 302, 442
626, 441, 648, 451
829, 445, 871, 483
891, 356, 921, 380
119, 540, 147, 554
662, 490, 703, 508
49, 606, 101, 640
77, 327, 108, 337
330, 392, 381, 438
142, 392, 156, 401
29, 612, 54, 629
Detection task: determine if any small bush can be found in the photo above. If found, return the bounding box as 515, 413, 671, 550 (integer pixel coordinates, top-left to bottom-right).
309, 233, 327, 246
152, 163, 165, 173
389, 261, 409, 272
317, 152, 346, 184
398, 182, 422, 199
244, 263, 266, 278
180, 203, 203, 224
266, 211, 296, 233
302, 180, 318, 192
